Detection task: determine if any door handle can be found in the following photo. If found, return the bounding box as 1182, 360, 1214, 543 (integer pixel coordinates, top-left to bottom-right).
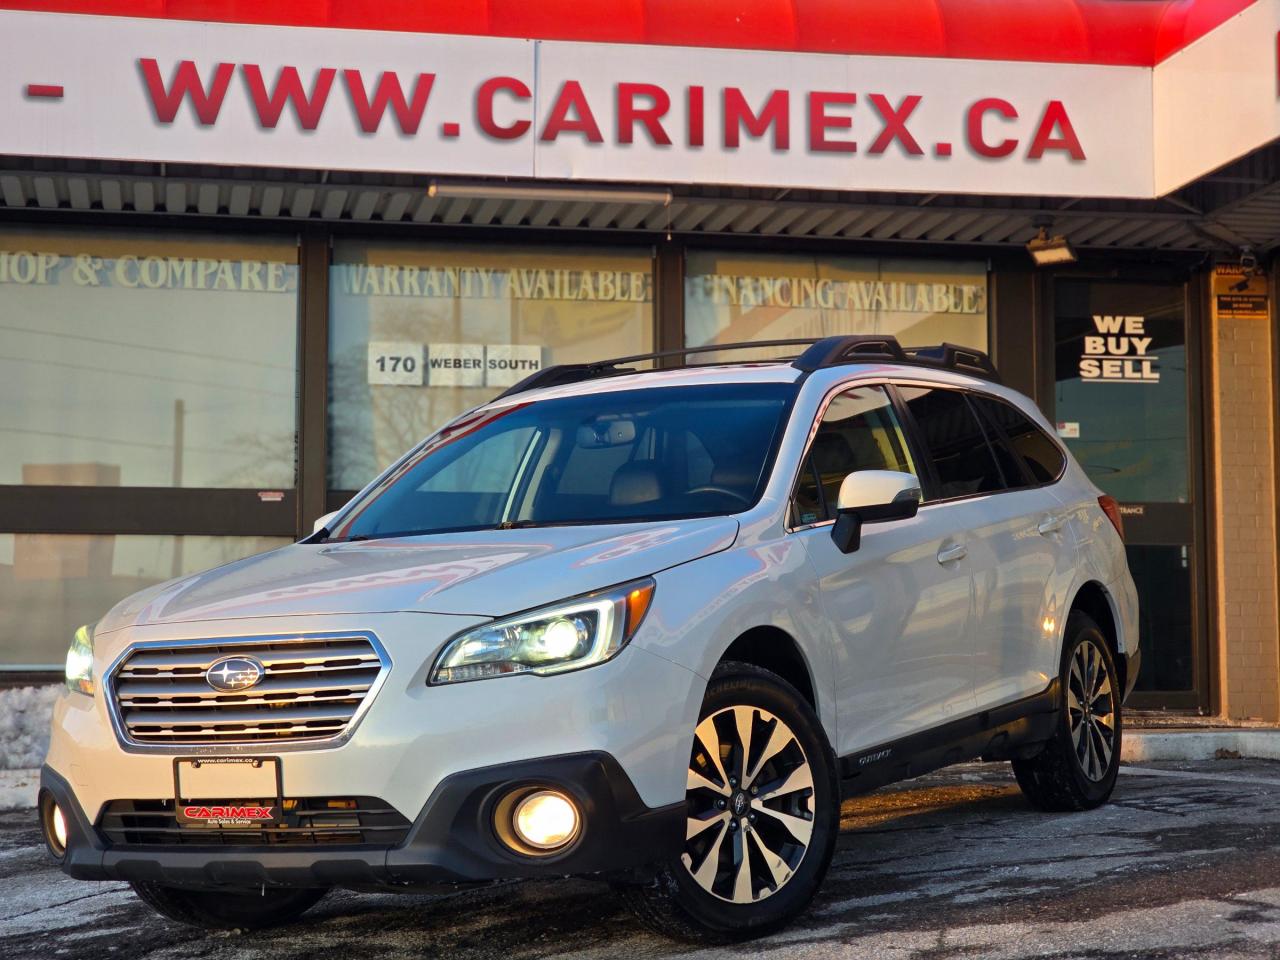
1037, 515, 1066, 536
937, 543, 967, 564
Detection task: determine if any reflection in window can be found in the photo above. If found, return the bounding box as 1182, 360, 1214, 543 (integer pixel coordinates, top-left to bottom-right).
685, 251, 987, 361
328, 242, 654, 492
0, 229, 299, 489
0, 534, 291, 667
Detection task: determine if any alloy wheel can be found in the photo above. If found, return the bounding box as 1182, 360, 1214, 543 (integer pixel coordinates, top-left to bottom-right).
682, 705, 815, 903
1068, 639, 1116, 781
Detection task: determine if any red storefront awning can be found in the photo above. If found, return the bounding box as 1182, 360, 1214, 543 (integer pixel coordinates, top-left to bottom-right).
0, 0, 1256, 66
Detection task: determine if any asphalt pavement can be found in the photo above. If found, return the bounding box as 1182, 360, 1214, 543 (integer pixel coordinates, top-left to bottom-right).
5, 760, 1280, 960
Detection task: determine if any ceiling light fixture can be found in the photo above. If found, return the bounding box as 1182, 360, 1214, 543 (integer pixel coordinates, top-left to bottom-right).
1026, 225, 1077, 266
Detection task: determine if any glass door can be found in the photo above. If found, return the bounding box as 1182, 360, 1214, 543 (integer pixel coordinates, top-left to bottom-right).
1051, 277, 1207, 710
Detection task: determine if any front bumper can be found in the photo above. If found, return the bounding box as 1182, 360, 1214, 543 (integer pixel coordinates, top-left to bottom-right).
43, 751, 684, 888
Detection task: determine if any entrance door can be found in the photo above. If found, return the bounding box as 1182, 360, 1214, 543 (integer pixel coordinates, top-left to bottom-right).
1050, 277, 1206, 710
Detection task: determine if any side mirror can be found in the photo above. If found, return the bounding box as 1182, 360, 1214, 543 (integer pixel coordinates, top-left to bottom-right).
830, 470, 922, 554
311, 511, 339, 537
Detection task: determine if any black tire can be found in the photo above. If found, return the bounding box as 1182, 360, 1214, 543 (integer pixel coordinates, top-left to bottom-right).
617, 661, 839, 943
129, 881, 328, 930
1013, 611, 1122, 812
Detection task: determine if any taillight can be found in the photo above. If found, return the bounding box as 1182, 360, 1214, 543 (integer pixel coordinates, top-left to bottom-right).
1098, 495, 1124, 541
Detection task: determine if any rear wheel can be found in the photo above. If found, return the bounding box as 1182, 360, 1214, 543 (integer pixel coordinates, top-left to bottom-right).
618, 662, 838, 942
129, 881, 327, 930
1013, 612, 1121, 811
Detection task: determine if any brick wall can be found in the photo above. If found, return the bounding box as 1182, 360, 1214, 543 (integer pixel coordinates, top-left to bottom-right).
1210, 273, 1280, 721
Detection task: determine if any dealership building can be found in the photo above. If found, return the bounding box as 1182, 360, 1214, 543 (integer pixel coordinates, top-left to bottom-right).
1, 0, 1279, 719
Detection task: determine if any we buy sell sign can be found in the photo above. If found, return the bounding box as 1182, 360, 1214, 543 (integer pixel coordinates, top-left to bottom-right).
2, 10, 1154, 197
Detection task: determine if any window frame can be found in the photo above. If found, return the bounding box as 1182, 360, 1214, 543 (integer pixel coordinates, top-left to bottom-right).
786, 379, 921, 531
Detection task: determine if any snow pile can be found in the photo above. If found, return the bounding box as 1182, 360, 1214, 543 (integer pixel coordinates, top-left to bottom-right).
0, 685, 59, 770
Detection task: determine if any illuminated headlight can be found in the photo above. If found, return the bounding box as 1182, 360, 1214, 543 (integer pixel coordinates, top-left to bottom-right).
430, 579, 655, 684
64, 624, 95, 696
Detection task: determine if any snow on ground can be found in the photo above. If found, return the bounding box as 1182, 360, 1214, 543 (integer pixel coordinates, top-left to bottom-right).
0, 685, 58, 771
0, 769, 38, 810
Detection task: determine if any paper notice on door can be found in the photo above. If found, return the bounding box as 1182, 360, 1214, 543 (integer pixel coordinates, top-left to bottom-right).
1056, 422, 1081, 439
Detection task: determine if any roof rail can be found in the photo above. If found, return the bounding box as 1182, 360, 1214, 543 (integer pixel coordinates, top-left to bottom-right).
903, 342, 1001, 383
791, 335, 908, 371
491, 339, 822, 400
492, 335, 1000, 400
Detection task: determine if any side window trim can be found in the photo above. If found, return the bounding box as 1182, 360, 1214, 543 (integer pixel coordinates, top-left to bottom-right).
887, 381, 942, 503
963, 392, 1020, 491
969, 394, 1036, 489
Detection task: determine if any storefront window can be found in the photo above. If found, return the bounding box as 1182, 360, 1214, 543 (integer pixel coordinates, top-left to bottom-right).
685, 251, 988, 358
0, 229, 298, 489
328, 241, 655, 492
0, 534, 291, 668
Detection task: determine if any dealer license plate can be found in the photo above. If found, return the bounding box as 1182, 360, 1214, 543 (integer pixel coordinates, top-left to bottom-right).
174, 757, 280, 828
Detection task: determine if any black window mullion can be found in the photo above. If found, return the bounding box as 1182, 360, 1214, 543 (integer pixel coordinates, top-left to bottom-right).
0, 487, 296, 537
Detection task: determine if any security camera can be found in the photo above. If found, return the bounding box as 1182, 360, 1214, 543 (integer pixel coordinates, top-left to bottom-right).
1240, 247, 1258, 273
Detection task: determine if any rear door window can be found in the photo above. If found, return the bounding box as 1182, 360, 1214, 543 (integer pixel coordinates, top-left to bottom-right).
971, 395, 1067, 485
897, 386, 1006, 500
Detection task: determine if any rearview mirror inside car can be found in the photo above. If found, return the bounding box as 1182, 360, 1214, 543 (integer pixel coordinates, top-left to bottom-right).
830, 470, 922, 554
576, 418, 637, 448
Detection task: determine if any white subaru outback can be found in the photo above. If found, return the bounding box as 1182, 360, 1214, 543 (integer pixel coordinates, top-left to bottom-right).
41, 336, 1139, 941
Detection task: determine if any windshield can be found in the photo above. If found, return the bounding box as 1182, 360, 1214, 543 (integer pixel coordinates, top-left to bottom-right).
326, 382, 798, 541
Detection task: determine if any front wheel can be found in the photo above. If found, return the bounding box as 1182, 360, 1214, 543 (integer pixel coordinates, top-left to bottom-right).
129, 881, 328, 930
1013, 611, 1122, 811
618, 662, 839, 942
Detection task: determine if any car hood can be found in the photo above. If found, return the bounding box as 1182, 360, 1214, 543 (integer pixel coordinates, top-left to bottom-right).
96, 517, 740, 633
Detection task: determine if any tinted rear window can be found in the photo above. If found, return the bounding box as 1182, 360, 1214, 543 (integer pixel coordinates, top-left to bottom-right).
972, 395, 1066, 485
898, 386, 1005, 499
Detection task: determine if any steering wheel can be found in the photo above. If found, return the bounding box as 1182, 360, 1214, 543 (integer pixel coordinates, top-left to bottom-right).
684, 485, 753, 507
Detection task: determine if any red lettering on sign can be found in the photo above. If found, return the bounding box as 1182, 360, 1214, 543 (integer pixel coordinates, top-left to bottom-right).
241, 65, 336, 131
966, 97, 1019, 158
807, 91, 856, 153
540, 80, 604, 143
476, 76, 532, 140
617, 82, 671, 146
687, 86, 704, 148
724, 88, 789, 150
183, 805, 274, 820
867, 94, 924, 156
344, 70, 434, 135
139, 59, 235, 126
1027, 100, 1085, 160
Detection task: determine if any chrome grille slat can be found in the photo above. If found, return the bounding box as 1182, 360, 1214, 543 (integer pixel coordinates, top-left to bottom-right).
115, 671, 376, 701
110, 635, 387, 746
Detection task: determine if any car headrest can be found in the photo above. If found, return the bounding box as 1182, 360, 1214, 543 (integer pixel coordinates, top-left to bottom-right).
609, 462, 665, 507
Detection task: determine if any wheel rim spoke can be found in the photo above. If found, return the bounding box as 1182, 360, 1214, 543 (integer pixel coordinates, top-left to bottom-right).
688, 819, 728, 889
692, 717, 731, 793
745, 722, 793, 787
687, 810, 727, 841
731, 829, 753, 902
756, 759, 813, 801
732, 706, 756, 784
752, 802, 814, 846
751, 830, 793, 892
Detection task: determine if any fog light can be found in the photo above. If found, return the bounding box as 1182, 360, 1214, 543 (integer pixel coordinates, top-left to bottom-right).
40, 793, 69, 858
512, 790, 580, 851
52, 804, 68, 850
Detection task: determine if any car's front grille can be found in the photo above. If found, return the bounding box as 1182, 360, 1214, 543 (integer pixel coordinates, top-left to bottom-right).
98, 797, 411, 847
110, 635, 388, 745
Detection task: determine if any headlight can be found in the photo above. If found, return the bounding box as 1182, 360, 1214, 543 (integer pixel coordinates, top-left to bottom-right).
430, 579, 655, 684
65, 624, 95, 696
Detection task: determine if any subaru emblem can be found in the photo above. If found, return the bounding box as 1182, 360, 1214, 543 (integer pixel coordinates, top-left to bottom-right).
205, 656, 265, 692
